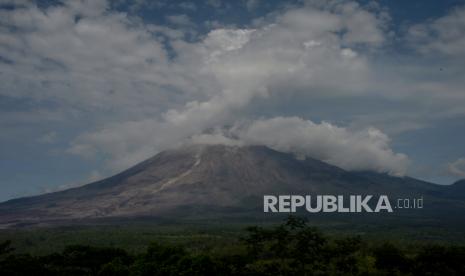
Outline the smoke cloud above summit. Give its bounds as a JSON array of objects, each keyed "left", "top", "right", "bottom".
[
  {"left": 191, "top": 117, "right": 409, "bottom": 176},
  {"left": 64, "top": 0, "right": 399, "bottom": 172}
]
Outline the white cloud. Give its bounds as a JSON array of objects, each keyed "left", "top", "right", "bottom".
[
  {"left": 229, "top": 117, "right": 408, "bottom": 176},
  {"left": 408, "top": 6, "right": 465, "bottom": 56},
  {"left": 0, "top": 0, "right": 207, "bottom": 115},
  {"left": 3, "top": 0, "right": 465, "bottom": 182},
  {"left": 184, "top": 117, "right": 410, "bottom": 176},
  {"left": 337, "top": 1, "right": 386, "bottom": 46},
  {"left": 1, "top": 0, "right": 385, "bottom": 119},
  {"left": 447, "top": 158, "right": 465, "bottom": 178},
  {"left": 191, "top": 129, "right": 243, "bottom": 147}
]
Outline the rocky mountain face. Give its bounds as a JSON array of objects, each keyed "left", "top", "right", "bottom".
[{"left": 0, "top": 144, "right": 463, "bottom": 227}]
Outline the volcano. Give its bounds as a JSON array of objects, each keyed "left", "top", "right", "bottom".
[{"left": 0, "top": 144, "right": 464, "bottom": 228}]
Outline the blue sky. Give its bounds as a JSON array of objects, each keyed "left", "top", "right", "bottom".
[{"left": 1, "top": 0, "right": 465, "bottom": 201}]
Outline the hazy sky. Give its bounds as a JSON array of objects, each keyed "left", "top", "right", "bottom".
[{"left": 1, "top": 0, "right": 465, "bottom": 201}]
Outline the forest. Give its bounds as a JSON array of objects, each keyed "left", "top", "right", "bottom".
[{"left": 0, "top": 216, "right": 464, "bottom": 275}]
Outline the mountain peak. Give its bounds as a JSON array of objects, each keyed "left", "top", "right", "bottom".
[{"left": 0, "top": 144, "right": 460, "bottom": 227}]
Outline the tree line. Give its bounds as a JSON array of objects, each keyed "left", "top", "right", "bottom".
[{"left": 1, "top": 216, "right": 464, "bottom": 275}]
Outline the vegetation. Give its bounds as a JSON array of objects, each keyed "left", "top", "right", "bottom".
[{"left": 1, "top": 217, "right": 464, "bottom": 275}]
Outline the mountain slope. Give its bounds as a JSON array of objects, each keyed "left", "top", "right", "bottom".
[{"left": 0, "top": 144, "right": 463, "bottom": 227}]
